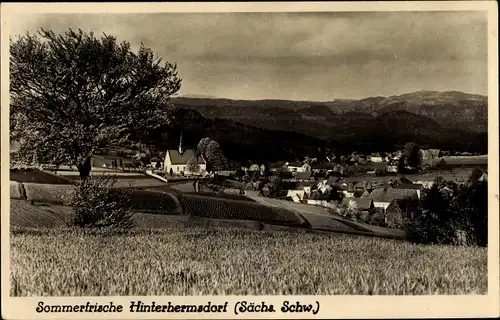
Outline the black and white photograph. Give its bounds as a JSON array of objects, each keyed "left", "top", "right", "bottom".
[{"left": 1, "top": 1, "right": 499, "bottom": 319}]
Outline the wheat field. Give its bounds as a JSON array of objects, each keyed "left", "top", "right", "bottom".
[{"left": 10, "top": 226, "right": 487, "bottom": 296}]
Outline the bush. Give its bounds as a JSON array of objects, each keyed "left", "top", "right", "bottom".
[
  {"left": 69, "top": 175, "right": 134, "bottom": 228},
  {"left": 404, "top": 172, "right": 487, "bottom": 247},
  {"left": 334, "top": 200, "right": 360, "bottom": 221},
  {"left": 369, "top": 208, "right": 386, "bottom": 227}
]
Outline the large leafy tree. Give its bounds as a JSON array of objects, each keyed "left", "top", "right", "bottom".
[
  {"left": 196, "top": 137, "right": 227, "bottom": 172},
  {"left": 196, "top": 137, "right": 213, "bottom": 158},
  {"left": 403, "top": 142, "right": 423, "bottom": 170},
  {"left": 10, "top": 28, "right": 181, "bottom": 179},
  {"left": 205, "top": 140, "right": 227, "bottom": 171},
  {"left": 452, "top": 170, "right": 488, "bottom": 246},
  {"left": 406, "top": 170, "right": 487, "bottom": 247}
]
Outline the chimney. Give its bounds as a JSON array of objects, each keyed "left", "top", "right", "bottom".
[{"left": 178, "top": 133, "right": 183, "bottom": 155}]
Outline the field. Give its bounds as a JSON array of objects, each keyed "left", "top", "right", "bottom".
[
  {"left": 10, "top": 226, "right": 487, "bottom": 296},
  {"left": 178, "top": 194, "right": 307, "bottom": 227},
  {"left": 10, "top": 169, "right": 74, "bottom": 185},
  {"left": 440, "top": 155, "right": 488, "bottom": 166}
]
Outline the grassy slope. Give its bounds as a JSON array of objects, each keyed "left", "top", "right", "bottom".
[
  {"left": 10, "top": 170, "right": 75, "bottom": 185},
  {"left": 10, "top": 227, "right": 487, "bottom": 296}
]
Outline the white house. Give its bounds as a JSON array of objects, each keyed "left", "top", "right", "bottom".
[
  {"left": 164, "top": 135, "right": 206, "bottom": 175},
  {"left": 370, "top": 153, "right": 383, "bottom": 163}
]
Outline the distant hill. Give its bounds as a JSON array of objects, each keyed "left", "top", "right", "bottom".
[
  {"left": 171, "top": 90, "right": 487, "bottom": 133},
  {"left": 178, "top": 94, "right": 220, "bottom": 99},
  {"left": 148, "top": 104, "right": 486, "bottom": 165}
]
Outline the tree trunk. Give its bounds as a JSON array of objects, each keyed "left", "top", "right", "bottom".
[{"left": 78, "top": 157, "right": 92, "bottom": 180}]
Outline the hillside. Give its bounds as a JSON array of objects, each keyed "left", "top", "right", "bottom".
[
  {"left": 171, "top": 90, "right": 487, "bottom": 133},
  {"left": 163, "top": 96, "right": 487, "bottom": 162}
]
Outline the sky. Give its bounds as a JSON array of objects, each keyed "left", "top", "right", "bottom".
[{"left": 9, "top": 11, "right": 488, "bottom": 101}]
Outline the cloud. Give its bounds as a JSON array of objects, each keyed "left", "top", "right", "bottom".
[{"left": 9, "top": 11, "right": 488, "bottom": 100}]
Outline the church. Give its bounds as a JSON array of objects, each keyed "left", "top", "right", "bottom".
[{"left": 163, "top": 134, "right": 206, "bottom": 175}]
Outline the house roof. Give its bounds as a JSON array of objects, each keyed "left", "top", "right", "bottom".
[
  {"left": 386, "top": 200, "right": 404, "bottom": 213},
  {"left": 369, "top": 187, "right": 419, "bottom": 203},
  {"left": 371, "top": 153, "right": 381, "bottom": 157},
  {"left": 288, "top": 161, "right": 304, "bottom": 167},
  {"left": 287, "top": 186, "right": 306, "bottom": 192},
  {"left": 354, "top": 181, "right": 373, "bottom": 189},
  {"left": 311, "top": 162, "right": 337, "bottom": 170},
  {"left": 353, "top": 190, "right": 365, "bottom": 198},
  {"left": 299, "top": 180, "right": 315, "bottom": 187},
  {"left": 295, "top": 171, "right": 312, "bottom": 180},
  {"left": 167, "top": 149, "right": 205, "bottom": 165},
  {"left": 360, "top": 190, "right": 371, "bottom": 197},
  {"left": 396, "top": 183, "right": 423, "bottom": 190},
  {"left": 398, "top": 176, "right": 413, "bottom": 184},
  {"left": 342, "top": 197, "right": 373, "bottom": 210}
]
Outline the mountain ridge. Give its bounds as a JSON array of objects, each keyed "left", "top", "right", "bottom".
[{"left": 171, "top": 90, "right": 487, "bottom": 134}]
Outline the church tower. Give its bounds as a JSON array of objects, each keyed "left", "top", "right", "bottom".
[{"left": 178, "top": 133, "right": 183, "bottom": 155}]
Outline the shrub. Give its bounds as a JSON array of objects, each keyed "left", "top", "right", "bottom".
[
  {"left": 334, "top": 200, "right": 360, "bottom": 221},
  {"left": 369, "top": 208, "right": 386, "bottom": 227},
  {"left": 404, "top": 172, "right": 487, "bottom": 247},
  {"left": 69, "top": 175, "right": 134, "bottom": 228}
]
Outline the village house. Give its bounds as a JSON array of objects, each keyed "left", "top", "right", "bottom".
[
  {"left": 287, "top": 161, "right": 311, "bottom": 173},
  {"left": 164, "top": 135, "right": 206, "bottom": 175},
  {"left": 385, "top": 200, "right": 404, "bottom": 228},
  {"left": 386, "top": 198, "right": 420, "bottom": 223},
  {"left": 395, "top": 183, "right": 423, "bottom": 199},
  {"left": 311, "top": 162, "right": 337, "bottom": 174},
  {"left": 354, "top": 180, "right": 373, "bottom": 191},
  {"left": 389, "top": 176, "right": 413, "bottom": 187},
  {"left": 360, "top": 190, "right": 371, "bottom": 198},
  {"left": 294, "top": 171, "right": 312, "bottom": 182},
  {"left": 286, "top": 186, "right": 308, "bottom": 203},
  {"left": 300, "top": 181, "right": 315, "bottom": 197},
  {"left": 370, "top": 153, "right": 383, "bottom": 163},
  {"left": 369, "top": 187, "right": 419, "bottom": 211},
  {"left": 353, "top": 190, "right": 366, "bottom": 198}
]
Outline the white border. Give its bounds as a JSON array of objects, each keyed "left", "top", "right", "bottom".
[{"left": 1, "top": 2, "right": 498, "bottom": 319}]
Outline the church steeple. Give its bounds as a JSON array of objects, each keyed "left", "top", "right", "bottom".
[{"left": 178, "top": 133, "right": 183, "bottom": 154}]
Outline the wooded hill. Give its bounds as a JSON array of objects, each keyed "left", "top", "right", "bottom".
[{"left": 151, "top": 95, "right": 487, "bottom": 165}]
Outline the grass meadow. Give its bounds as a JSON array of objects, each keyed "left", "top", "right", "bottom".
[{"left": 10, "top": 226, "right": 487, "bottom": 296}]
